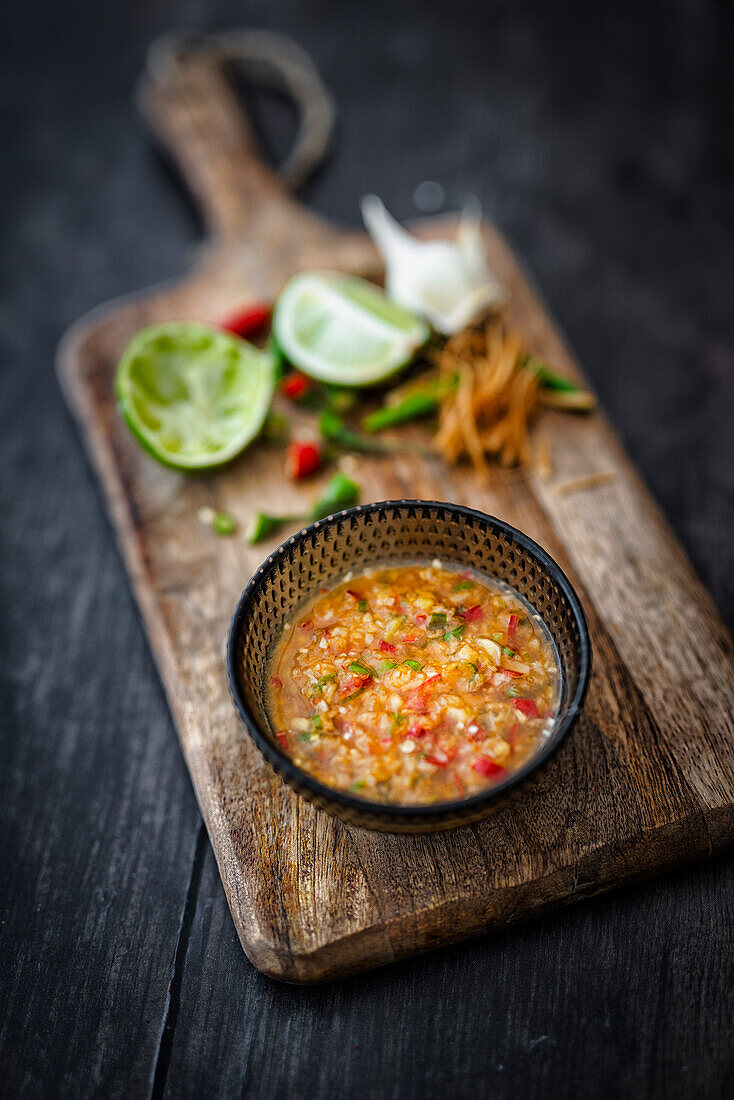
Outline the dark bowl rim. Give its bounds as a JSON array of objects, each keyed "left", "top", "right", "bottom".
[{"left": 226, "top": 499, "right": 591, "bottom": 822}]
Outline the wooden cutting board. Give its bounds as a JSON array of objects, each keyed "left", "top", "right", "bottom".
[{"left": 57, "top": 45, "right": 734, "bottom": 982}]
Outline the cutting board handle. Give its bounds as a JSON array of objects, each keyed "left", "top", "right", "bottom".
[{"left": 137, "top": 30, "right": 336, "bottom": 237}]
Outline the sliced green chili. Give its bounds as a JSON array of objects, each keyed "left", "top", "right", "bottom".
[
  {"left": 349, "top": 659, "right": 375, "bottom": 678},
  {"left": 308, "top": 473, "right": 360, "bottom": 520}
]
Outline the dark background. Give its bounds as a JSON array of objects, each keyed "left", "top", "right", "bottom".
[{"left": 1, "top": 1, "right": 733, "bottom": 1097}]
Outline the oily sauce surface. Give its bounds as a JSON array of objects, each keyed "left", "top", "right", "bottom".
[{"left": 267, "top": 563, "right": 559, "bottom": 805}]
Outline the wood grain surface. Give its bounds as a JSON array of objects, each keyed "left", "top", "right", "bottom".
[{"left": 56, "top": 49, "right": 734, "bottom": 982}]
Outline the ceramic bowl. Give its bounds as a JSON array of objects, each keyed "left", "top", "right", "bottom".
[{"left": 227, "top": 500, "right": 590, "bottom": 832}]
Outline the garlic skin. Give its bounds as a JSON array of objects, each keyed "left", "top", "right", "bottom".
[{"left": 360, "top": 195, "right": 505, "bottom": 335}]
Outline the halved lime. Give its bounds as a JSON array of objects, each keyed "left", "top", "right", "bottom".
[
  {"left": 272, "top": 271, "right": 429, "bottom": 386},
  {"left": 115, "top": 323, "right": 275, "bottom": 470}
]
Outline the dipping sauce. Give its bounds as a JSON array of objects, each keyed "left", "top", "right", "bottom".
[{"left": 267, "top": 563, "right": 559, "bottom": 805}]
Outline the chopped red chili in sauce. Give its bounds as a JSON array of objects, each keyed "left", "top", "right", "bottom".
[{"left": 267, "top": 563, "right": 559, "bottom": 805}]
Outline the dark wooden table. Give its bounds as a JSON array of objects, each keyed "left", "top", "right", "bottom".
[{"left": 2, "top": 2, "right": 732, "bottom": 1096}]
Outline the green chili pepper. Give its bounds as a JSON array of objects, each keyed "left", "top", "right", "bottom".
[
  {"left": 260, "top": 410, "right": 290, "bottom": 445},
  {"left": 298, "top": 730, "right": 312, "bottom": 742},
  {"left": 357, "top": 599, "right": 369, "bottom": 613},
  {"left": 523, "top": 356, "right": 583, "bottom": 393},
  {"left": 350, "top": 779, "right": 367, "bottom": 791},
  {"left": 389, "top": 712, "right": 406, "bottom": 734},
  {"left": 362, "top": 391, "right": 440, "bottom": 432},
  {"left": 444, "top": 625, "right": 465, "bottom": 642},
  {"left": 404, "top": 659, "right": 423, "bottom": 672},
  {"left": 453, "top": 580, "right": 475, "bottom": 592},
  {"left": 323, "top": 384, "right": 359, "bottom": 414},
  {"left": 502, "top": 646, "right": 516, "bottom": 657},
  {"left": 319, "top": 411, "right": 430, "bottom": 456},
  {"left": 212, "top": 510, "right": 238, "bottom": 536},
  {"left": 319, "top": 411, "right": 378, "bottom": 452},
  {"left": 349, "top": 659, "right": 375, "bottom": 678},
  {"left": 246, "top": 512, "right": 297, "bottom": 544},
  {"left": 378, "top": 659, "right": 398, "bottom": 673},
  {"left": 308, "top": 473, "right": 361, "bottom": 520},
  {"left": 429, "top": 612, "right": 447, "bottom": 631},
  {"left": 362, "top": 374, "right": 459, "bottom": 433},
  {"left": 310, "top": 714, "right": 323, "bottom": 732},
  {"left": 463, "top": 661, "right": 478, "bottom": 675}
]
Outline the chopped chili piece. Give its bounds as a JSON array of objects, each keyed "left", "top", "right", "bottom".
[
  {"left": 507, "top": 613, "right": 519, "bottom": 642},
  {"left": 349, "top": 659, "right": 375, "bottom": 678},
  {"left": 286, "top": 440, "right": 322, "bottom": 480},
  {"left": 514, "top": 698, "right": 540, "bottom": 718},
  {"left": 378, "top": 640, "right": 397, "bottom": 654},
  {"left": 404, "top": 659, "right": 423, "bottom": 672},
  {"left": 280, "top": 372, "right": 311, "bottom": 400},
  {"left": 357, "top": 599, "right": 369, "bottom": 613},
  {"left": 424, "top": 754, "right": 449, "bottom": 768},
  {"left": 429, "top": 612, "right": 447, "bottom": 631},
  {"left": 472, "top": 756, "right": 506, "bottom": 778},
  {"left": 219, "top": 302, "right": 271, "bottom": 338},
  {"left": 457, "top": 604, "right": 482, "bottom": 623},
  {"left": 270, "top": 676, "right": 282, "bottom": 689}
]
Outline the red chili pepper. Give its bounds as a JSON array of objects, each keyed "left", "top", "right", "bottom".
[
  {"left": 280, "top": 373, "right": 311, "bottom": 400},
  {"left": 414, "top": 614, "right": 427, "bottom": 624},
  {"left": 339, "top": 674, "right": 369, "bottom": 698},
  {"left": 402, "top": 636, "right": 418, "bottom": 644},
  {"left": 423, "top": 753, "right": 448, "bottom": 768},
  {"left": 514, "top": 698, "right": 540, "bottom": 718},
  {"left": 270, "top": 676, "right": 282, "bottom": 689},
  {"left": 507, "top": 613, "right": 519, "bottom": 642},
  {"left": 406, "top": 673, "right": 441, "bottom": 711},
  {"left": 457, "top": 604, "right": 482, "bottom": 623},
  {"left": 346, "top": 590, "right": 361, "bottom": 600},
  {"left": 407, "top": 722, "right": 427, "bottom": 739},
  {"left": 286, "top": 440, "right": 322, "bottom": 480},
  {"left": 300, "top": 620, "right": 313, "bottom": 631},
  {"left": 505, "top": 668, "right": 524, "bottom": 678},
  {"left": 219, "top": 303, "right": 271, "bottom": 338},
  {"left": 472, "top": 756, "right": 506, "bottom": 778},
  {"left": 378, "top": 640, "right": 397, "bottom": 654},
  {"left": 275, "top": 731, "right": 289, "bottom": 751}
]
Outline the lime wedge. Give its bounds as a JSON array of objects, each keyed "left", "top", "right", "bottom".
[
  {"left": 115, "top": 323, "right": 275, "bottom": 470},
  {"left": 272, "top": 271, "right": 429, "bottom": 386}
]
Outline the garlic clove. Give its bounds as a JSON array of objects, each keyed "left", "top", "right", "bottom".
[{"left": 360, "top": 194, "right": 505, "bottom": 335}]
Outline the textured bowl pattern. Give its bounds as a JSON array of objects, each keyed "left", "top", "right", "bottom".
[{"left": 227, "top": 500, "right": 590, "bottom": 832}]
